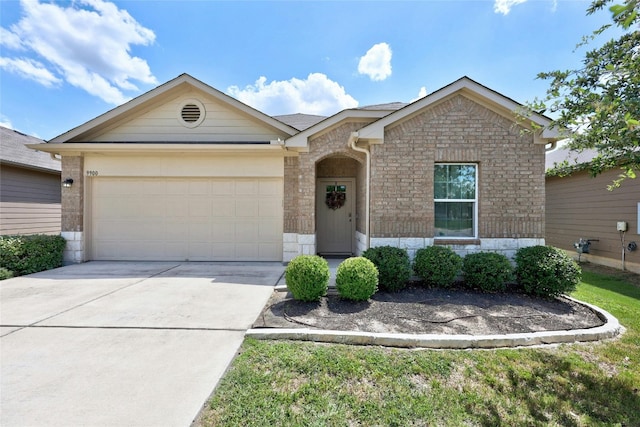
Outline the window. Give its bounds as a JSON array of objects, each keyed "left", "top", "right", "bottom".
[{"left": 434, "top": 164, "right": 477, "bottom": 238}]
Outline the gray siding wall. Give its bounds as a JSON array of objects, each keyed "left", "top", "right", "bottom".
[
  {"left": 546, "top": 169, "right": 640, "bottom": 268},
  {"left": 0, "top": 164, "right": 61, "bottom": 235}
]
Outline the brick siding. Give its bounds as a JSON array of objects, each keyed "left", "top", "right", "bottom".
[
  {"left": 285, "top": 121, "right": 369, "bottom": 235},
  {"left": 61, "top": 156, "right": 84, "bottom": 232},
  {"left": 370, "top": 94, "right": 545, "bottom": 239}
]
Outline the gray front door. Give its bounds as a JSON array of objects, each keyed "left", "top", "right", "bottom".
[{"left": 316, "top": 178, "right": 355, "bottom": 255}]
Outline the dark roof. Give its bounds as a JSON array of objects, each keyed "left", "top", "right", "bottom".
[
  {"left": 358, "top": 102, "right": 408, "bottom": 111},
  {"left": 273, "top": 113, "right": 327, "bottom": 131},
  {"left": 0, "top": 126, "right": 61, "bottom": 172},
  {"left": 274, "top": 103, "right": 406, "bottom": 131}
]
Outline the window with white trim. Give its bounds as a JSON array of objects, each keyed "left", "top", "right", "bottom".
[{"left": 434, "top": 163, "right": 477, "bottom": 238}]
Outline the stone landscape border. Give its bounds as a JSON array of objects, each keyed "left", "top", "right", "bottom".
[{"left": 246, "top": 296, "right": 623, "bottom": 349}]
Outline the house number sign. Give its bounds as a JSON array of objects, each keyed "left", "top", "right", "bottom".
[{"left": 86, "top": 170, "right": 99, "bottom": 176}]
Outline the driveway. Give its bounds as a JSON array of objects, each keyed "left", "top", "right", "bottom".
[{"left": 0, "top": 261, "right": 284, "bottom": 427}]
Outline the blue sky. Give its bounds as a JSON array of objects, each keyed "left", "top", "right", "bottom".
[{"left": 0, "top": 0, "right": 620, "bottom": 141}]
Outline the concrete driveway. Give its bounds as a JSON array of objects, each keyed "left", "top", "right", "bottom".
[{"left": 0, "top": 261, "right": 284, "bottom": 427}]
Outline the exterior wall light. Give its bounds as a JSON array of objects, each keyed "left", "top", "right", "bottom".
[{"left": 62, "top": 178, "right": 74, "bottom": 188}]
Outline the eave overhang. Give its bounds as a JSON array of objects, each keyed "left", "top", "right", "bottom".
[
  {"left": 27, "top": 143, "right": 291, "bottom": 157},
  {"left": 285, "top": 109, "right": 394, "bottom": 149},
  {"left": 356, "top": 76, "right": 561, "bottom": 145}
]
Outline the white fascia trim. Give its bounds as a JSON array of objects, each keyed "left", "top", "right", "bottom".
[
  {"left": 25, "top": 143, "right": 287, "bottom": 156},
  {"left": 357, "top": 77, "right": 556, "bottom": 142},
  {"left": 285, "top": 109, "right": 391, "bottom": 148}
]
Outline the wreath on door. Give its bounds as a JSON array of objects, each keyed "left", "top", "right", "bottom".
[{"left": 326, "top": 190, "right": 346, "bottom": 210}]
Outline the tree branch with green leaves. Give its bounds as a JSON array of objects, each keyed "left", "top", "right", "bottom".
[{"left": 531, "top": 0, "right": 639, "bottom": 189}]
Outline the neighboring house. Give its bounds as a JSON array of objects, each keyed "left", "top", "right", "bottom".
[
  {"left": 546, "top": 146, "right": 640, "bottom": 273},
  {"left": 0, "top": 126, "right": 61, "bottom": 235},
  {"left": 30, "top": 74, "right": 558, "bottom": 264}
]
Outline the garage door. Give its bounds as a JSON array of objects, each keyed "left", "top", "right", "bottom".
[{"left": 91, "top": 177, "right": 283, "bottom": 261}]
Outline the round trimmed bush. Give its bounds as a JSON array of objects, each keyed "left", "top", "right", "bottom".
[
  {"left": 462, "top": 252, "right": 513, "bottom": 292},
  {"left": 413, "top": 246, "right": 462, "bottom": 288},
  {"left": 362, "top": 246, "right": 411, "bottom": 291},
  {"left": 285, "top": 255, "right": 330, "bottom": 301},
  {"left": 336, "top": 257, "right": 379, "bottom": 301},
  {"left": 515, "top": 246, "right": 582, "bottom": 298}
]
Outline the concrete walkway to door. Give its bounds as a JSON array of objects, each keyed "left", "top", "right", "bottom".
[{"left": 0, "top": 261, "right": 284, "bottom": 427}]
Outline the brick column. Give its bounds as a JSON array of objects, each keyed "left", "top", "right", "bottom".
[{"left": 61, "top": 156, "right": 84, "bottom": 263}]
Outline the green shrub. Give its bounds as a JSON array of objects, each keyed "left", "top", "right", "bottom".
[
  {"left": 336, "top": 257, "right": 379, "bottom": 301},
  {"left": 0, "top": 234, "right": 66, "bottom": 276},
  {"left": 462, "top": 252, "right": 513, "bottom": 292},
  {"left": 362, "top": 246, "right": 411, "bottom": 292},
  {"left": 285, "top": 255, "right": 330, "bottom": 301},
  {"left": 515, "top": 245, "right": 582, "bottom": 298},
  {"left": 0, "top": 267, "right": 14, "bottom": 280},
  {"left": 413, "top": 246, "right": 462, "bottom": 288}
]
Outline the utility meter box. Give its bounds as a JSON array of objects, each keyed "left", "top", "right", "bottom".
[{"left": 617, "top": 221, "right": 628, "bottom": 232}]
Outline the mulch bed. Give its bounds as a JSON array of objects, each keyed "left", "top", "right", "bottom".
[{"left": 254, "top": 284, "right": 605, "bottom": 335}]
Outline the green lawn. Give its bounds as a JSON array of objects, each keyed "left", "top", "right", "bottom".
[{"left": 200, "top": 265, "right": 640, "bottom": 426}]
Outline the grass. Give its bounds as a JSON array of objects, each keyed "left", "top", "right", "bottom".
[{"left": 199, "top": 264, "right": 640, "bottom": 426}]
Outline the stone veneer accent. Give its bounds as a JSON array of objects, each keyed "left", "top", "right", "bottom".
[
  {"left": 283, "top": 233, "right": 316, "bottom": 262},
  {"left": 355, "top": 231, "right": 367, "bottom": 256},
  {"left": 370, "top": 237, "right": 545, "bottom": 261},
  {"left": 61, "top": 231, "right": 84, "bottom": 264}
]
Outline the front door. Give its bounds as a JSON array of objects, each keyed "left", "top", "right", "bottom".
[{"left": 316, "top": 178, "right": 355, "bottom": 255}]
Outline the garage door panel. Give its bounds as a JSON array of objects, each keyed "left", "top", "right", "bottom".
[
  {"left": 235, "top": 200, "right": 258, "bottom": 217},
  {"left": 211, "top": 201, "right": 234, "bottom": 218},
  {"left": 189, "top": 180, "right": 211, "bottom": 195},
  {"left": 235, "top": 243, "right": 259, "bottom": 259},
  {"left": 139, "top": 180, "right": 166, "bottom": 195},
  {"left": 211, "top": 222, "right": 235, "bottom": 241},
  {"left": 259, "top": 222, "right": 280, "bottom": 240},
  {"left": 259, "top": 199, "right": 280, "bottom": 217},
  {"left": 235, "top": 181, "right": 258, "bottom": 195},
  {"left": 211, "top": 181, "right": 235, "bottom": 196},
  {"left": 236, "top": 222, "right": 258, "bottom": 243},
  {"left": 166, "top": 202, "right": 188, "bottom": 218},
  {"left": 187, "top": 199, "right": 211, "bottom": 217},
  {"left": 260, "top": 180, "right": 281, "bottom": 195},
  {"left": 92, "top": 177, "right": 282, "bottom": 261}
]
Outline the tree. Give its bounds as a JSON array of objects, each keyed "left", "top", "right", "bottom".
[{"left": 534, "top": 0, "right": 639, "bottom": 188}]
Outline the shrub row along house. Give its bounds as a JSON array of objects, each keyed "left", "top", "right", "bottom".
[{"left": 29, "top": 74, "right": 559, "bottom": 264}]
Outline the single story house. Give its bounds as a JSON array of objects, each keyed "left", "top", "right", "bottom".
[
  {"left": 1, "top": 126, "right": 61, "bottom": 235},
  {"left": 30, "top": 74, "right": 558, "bottom": 264},
  {"left": 546, "top": 146, "right": 640, "bottom": 273}
]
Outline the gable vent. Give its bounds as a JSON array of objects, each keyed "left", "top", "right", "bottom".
[
  {"left": 181, "top": 104, "right": 201, "bottom": 122},
  {"left": 177, "top": 99, "right": 206, "bottom": 128}
]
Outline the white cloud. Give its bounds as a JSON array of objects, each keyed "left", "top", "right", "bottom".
[
  {"left": 494, "top": 0, "right": 528, "bottom": 15},
  {"left": 1, "top": 0, "right": 157, "bottom": 105},
  {"left": 0, "top": 57, "right": 62, "bottom": 87},
  {"left": 411, "top": 86, "right": 428, "bottom": 103},
  {"left": 227, "top": 73, "right": 359, "bottom": 116},
  {"left": 358, "top": 43, "right": 392, "bottom": 81},
  {"left": 0, "top": 27, "right": 24, "bottom": 50},
  {"left": 0, "top": 115, "right": 13, "bottom": 129}
]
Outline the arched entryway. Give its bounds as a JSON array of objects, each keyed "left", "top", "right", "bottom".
[{"left": 316, "top": 155, "right": 363, "bottom": 255}]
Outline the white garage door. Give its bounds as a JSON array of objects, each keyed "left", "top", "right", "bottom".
[{"left": 91, "top": 177, "right": 283, "bottom": 261}]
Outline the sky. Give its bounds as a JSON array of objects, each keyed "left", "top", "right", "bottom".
[{"left": 0, "top": 0, "right": 622, "bottom": 141}]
